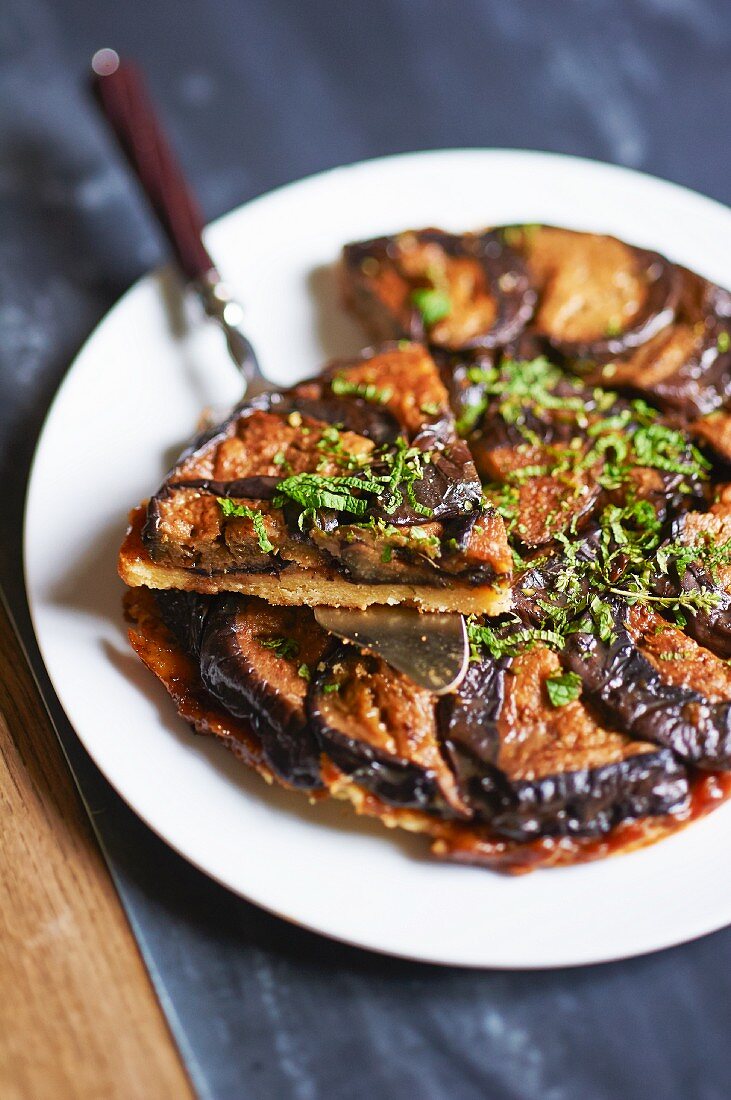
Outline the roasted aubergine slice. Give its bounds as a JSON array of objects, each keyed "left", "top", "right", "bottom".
[
  {"left": 514, "top": 224, "right": 680, "bottom": 362},
  {"left": 308, "top": 643, "right": 468, "bottom": 816},
  {"left": 562, "top": 602, "right": 731, "bottom": 770},
  {"left": 127, "top": 587, "right": 727, "bottom": 874},
  {"left": 438, "top": 643, "right": 688, "bottom": 840},
  {"left": 584, "top": 267, "right": 731, "bottom": 418},
  {"left": 652, "top": 488, "right": 731, "bottom": 659},
  {"left": 341, "top": 228, "right": 535, "bottom": 351},
  {"left": 155, "top": 590, "right": 328, "bottom": 789},
  {"left": 342, "top": 224, "right": 731, "bottom": 426}
]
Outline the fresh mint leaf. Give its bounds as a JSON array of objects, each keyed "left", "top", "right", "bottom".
[
  {"left": 545, "top": 671, "right": 582, "bottom": 707},
  {"left": 411, "top": 287, "right": 451, "bottom": 326},
  {"left": 271, "top": 472, "right": 383, "bottom": 526}
]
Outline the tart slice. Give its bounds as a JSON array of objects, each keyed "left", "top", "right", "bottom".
[{"left": 119, "top": 343, "right": 513, "bottom": 614}]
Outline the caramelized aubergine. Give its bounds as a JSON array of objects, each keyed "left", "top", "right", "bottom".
[
  {"left": 125, "top": 344, "right": 513, "bottom": 615},
  {"left": 665, "top": 565, "right": 731, "bottom": 660},
  {"left": 156, "top": 591, "right": 327, "bottom": 788},
  {"left": 516, "top": 225, "right": 680, "bottom": 362},
  {"left": 438, "top": 646, "right": 688, "bottom": 840},
  {"left": 562, "top": 602, "right": 731, "bottom": 770},
  {"left": 589, "top": 269, "right": 731, "bottom": 418},
  {"left": 342, "top": 228, "right": 535, "bottom": 351},
  {"left": 308, "top": 644, "right": 467, "bottom": 816},
  {"left": 652, "top": 496, "right": 731, "bottom": 659}
]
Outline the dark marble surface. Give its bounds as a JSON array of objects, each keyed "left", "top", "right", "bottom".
[{"left": 2, "top": 2, "right": 731, "bottom": 1097}]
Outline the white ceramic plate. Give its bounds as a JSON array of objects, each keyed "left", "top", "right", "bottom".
[{"left": 25, "top": 150, "right": 731, "bottom": 968}]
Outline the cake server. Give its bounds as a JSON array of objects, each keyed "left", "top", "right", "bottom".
[{"left": 90, "top": 48, "right": 469, "bottom": 693}]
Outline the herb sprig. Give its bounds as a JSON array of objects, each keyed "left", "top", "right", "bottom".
[
  {"left": 529, "top": 503, "right": 731, "bottom": 647},
  {"left": 458, "top": 358, "right": 710, "bottom": 492},
  {"left": 470, "top": 357, "right": 586, "bottom": 424}
]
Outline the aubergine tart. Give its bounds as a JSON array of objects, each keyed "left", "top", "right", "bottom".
[{"left": 121, "top": 223, "right": 731, "bottom": 874}]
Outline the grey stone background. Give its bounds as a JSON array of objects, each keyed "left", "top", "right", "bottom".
[{"left": 1, "top": 1, "right": 730, "bottom": 1097}]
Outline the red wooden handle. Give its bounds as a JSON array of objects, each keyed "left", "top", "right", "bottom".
[{"left": 90, "top": 48, "right": 215, "bottom": 282}]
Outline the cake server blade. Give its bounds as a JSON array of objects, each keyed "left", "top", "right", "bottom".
[{"left": 314, "top": 606, "right": 469, "bottom": 694}]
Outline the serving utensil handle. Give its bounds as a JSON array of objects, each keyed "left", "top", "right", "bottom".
[
  {"left": 90, "top": 48, "right": 264, "bottom": 388},
  {"left": 90, "top": 48, "right": 213, "bottom": 282}
]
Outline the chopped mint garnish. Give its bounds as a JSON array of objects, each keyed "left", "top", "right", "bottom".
[
  {"left": 331, "top": 374, "right": 393, "bottom": 404},
  {"left": 465, "top": 618, "right": 563, "bottom": 663},
  {"left": 411, "top": 287, "right": 451, "bottom": 327},
  {"left": 545, "top": 670, "right": 583, "bottom": 707},
  {"left": 260, "top": 636, "right": 299, "bottom": 660},
  {"left": 378, "top": 437, "right": 434, "bottom": 518}
]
